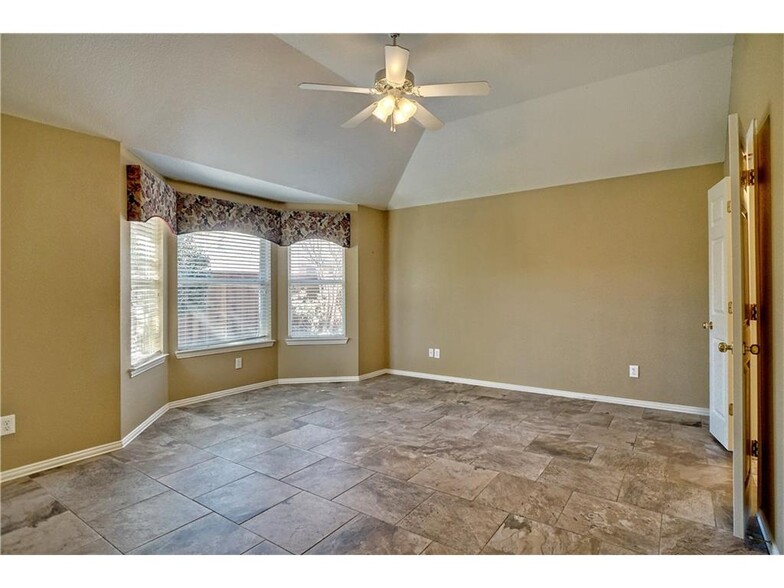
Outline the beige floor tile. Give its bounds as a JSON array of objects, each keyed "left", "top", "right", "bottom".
[
  {"left": 240, "top": 445, "right": 324, "bottom": 479},
  {"left": 619, "top": 474, "right": 715, "bottom": 526},
  {"left": 335, "top": 473, "right": 433, "bottom": 524},
  {"left": 359, "top": 445, "right": 435, "bottom": 480},
  {"left": 409, "top": 459, "right": 498, "bottom": 500},
  {"left": 475, "top": 472, "right": 572, "bottom": 525},
  {"left": 399, "top": 492, "right": 506, "bottom": 554},
  {"left": 195, "top": 473, "right": 299, "bottom": 523},
  {"left": 483, "top": 514, "right": 601, "bottom": 554},
  {"left": 556, "top": 492, "right": 661, "bottom": 554},
  {"left": 473, "top": 446, "right": 551, "bottom": 480},
  {"left": 282, "top": 458, "right": 373, "bottom": 499},
  {"left": 526, "top": 435, "right": 598, "bottom": 462},
  {"left": 89, "top": 491, "right": 210, "bottom": 553},
  {"left": 538, "top": 458, "right": 624, "bottom": 500},
  {"left": 659, "top": 514, "right": 765, "bottom": 555},
  {"left": 307, "top": 514, "right": 431, "bottom": 554},
  {"left": 242, "top": 492, "right": 356, "bottom": 554}
]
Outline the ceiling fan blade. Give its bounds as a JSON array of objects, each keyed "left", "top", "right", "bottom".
[
  {"left": 299, "top": 83, "right": 373, "bottom": 94},
  {"left": 341, "top": 103, "right": 377, "bottom": 128},
  {"left": 415, "top": 81, "right": 491, "bottom": 98},
  {"left": 412, "top": 103, "right": 444, "bottom": 131},
  {"left": 385, "top": 45, "right": 410, "bottom": 86}
]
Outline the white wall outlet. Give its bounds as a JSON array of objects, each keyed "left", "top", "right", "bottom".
[
  {"left": 629, "top": 364, "right": 639, "bottom": 378},
  {"left": 1, "top": 415, "right": 16, "bottom": 436},
  {"left": 434, "top": 348, "right": 441, "bottom": 359},
  {"left": 428, "top": 348, "right": 434, "bottom": 358},
  {"left": 235, "top": 357, "right": 243, "bottom": 369}
]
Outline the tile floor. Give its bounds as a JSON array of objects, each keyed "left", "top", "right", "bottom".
[{"left": 0, "top": 375, "right": 768, "bottom": 555}]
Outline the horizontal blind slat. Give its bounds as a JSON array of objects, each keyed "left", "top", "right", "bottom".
[
  {"left": 288, "top": 239, "right": 345, "bottom": 338},
  {"left": 178, "top": 231, "right": 271, "bottom": 350},
  {"left": 130, "top": 220, "right": 164, "bottom": 366}
]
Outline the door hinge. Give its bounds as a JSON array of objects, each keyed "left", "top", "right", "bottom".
[
  {"left": 747, "top": 303, "right": 759, "bottom": 321},
  {"left": 726, "top": 200, "right": 732, "bottom": 213},
  {"left": 728, "top": 301, "right": 733, "bottom": 314},
  {"left": 729, "top": 403, "right": 734, "bottom": 417},
  {"left": 742, "top": 169, "right": 756, "bottom": 187},
  {"left": 751, "top": 439, "right": 760, "bottom": 458}
]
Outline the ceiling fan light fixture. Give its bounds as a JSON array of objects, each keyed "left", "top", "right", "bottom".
[
  {"left": 392, "top": 97, "right": 417, "bottom": 125},
  {"left": 372, "top": 94, "right": 396, "bottom": 122}
]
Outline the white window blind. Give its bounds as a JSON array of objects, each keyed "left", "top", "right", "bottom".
[
  {"left": 130, "top": 219, "right": 164, "bottom": 367},
  {"left": 177, "top": 231, "right": 271, "bottom": 351},
  {"left": 288, "top": 239, "right": 345, "bottom": 338}
]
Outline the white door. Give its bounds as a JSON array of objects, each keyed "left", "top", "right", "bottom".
[
  {"left": 740, "top": 118, "right": 759, "bottom": 527},
  {"left": 707, "top": 176, "right": 732, "bottom": 449}
]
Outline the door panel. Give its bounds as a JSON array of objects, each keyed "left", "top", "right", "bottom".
[{"left": 707, "top": 177, "right": 731, "bottom": 449}]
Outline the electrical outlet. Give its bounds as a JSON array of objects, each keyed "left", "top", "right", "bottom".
[
  {"left": 434, "top": 348, "right": 440, "bottom": 359},
  {"left": 235, "top": 357, "right": 243, "bottom": 369},
  {"left": 428, "top": 348, "right": 434, "bottom": 358},
  {"left": 1, "top": 415, "right": 16, "bottom": 436},
  {"left": 629, "top": 364, "right": 639, "bottom": 378}
]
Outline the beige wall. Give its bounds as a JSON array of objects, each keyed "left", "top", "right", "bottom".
[
  {"left": 1, "top": 115, "right": 122, "bottom": 470},
  {"left": 119, "top": 149, "right": 168, "bottom": 436},
  {"left": 728, "top": 33, "right": 783, "bottom": 553},
  {"left": 389, "top": 164, "right": 723, "bottom": 408},
  {"left": 165, "top": 182, "right": 363, "bottom": 395},
  {"left": 357, "top": 206, "right": 389, "bottom": 375}
]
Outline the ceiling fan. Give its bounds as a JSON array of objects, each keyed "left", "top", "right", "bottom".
[{"left": 298, "top": 34, "right": 491, "bottom": 133}]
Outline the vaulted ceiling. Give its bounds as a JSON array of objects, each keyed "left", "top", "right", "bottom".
[{"left": 1, "top": 33, "right": 734, "bottom": 209}]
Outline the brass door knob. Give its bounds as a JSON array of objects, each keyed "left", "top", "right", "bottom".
[
  {"left": 718, "top": 342, "right": 733, "bottom": 353},
  {"left": 702, "top": 321, "right": 713, "bottom": 330}
]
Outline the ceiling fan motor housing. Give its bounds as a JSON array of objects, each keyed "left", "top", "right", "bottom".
[{"left": 374, "top": 68, "right": 415, "bottom": 93}]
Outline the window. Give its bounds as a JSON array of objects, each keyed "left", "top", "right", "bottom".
[
  {"left": 130, "top": 219, "right": 165, "bottom": 368},
  {"left": 177, "top": 231, "right": 271, "bottom": 352},
  {"left": 288, "top": 239, "right": 345, "bottom": 340}
]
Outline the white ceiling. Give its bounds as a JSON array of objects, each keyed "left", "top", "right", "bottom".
[{"left": 1, "top": 34, "right": 734, "bottom": 209}]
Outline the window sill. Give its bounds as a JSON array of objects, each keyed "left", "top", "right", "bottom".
[
  {"left": 129, "top": 354, "right": 168, "bottom": 378},
  {"left": 175, "top": 340, "right": 276, "bottom": 359},
  {"left": 285, "top": 337, "right": 349, "bottom": 346}
]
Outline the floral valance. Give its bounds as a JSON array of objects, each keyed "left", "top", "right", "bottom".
[
  {"left": 126, "top": 165, "right": 177, "bottom": 232},
  {"left": 126, "top": 165, "right": 351, "bottom": 247},
  {"left": 281, "top": 210, "right": 351, "bottom": 248},
  {"left": 176, "top": 192, "right": 282, "bottom": 244}
]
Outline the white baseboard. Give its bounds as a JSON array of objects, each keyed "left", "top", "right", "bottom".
[
  {"left": 0, "top": 440, "right": 123, "bottom": 484},
  {"left": 756, "top": 511, "right": 780, "bottom": 555},
  {"left": 387, "top": 369, "right": 709, "bottom": 416},
  {"left": 0, "top": 371, "right": 390, "bottom": 483},
  {"left": 359, "top": 369, "right": 389, "bottom": 381},
  {"left": 168, "top": 379, "right": 279, "bottom": 409},
  {"left": 121, "top": 404, "right": 170, "bottom": 446},
  {"left": 277, "top": 375, "right": 359, "bottom": 385}
]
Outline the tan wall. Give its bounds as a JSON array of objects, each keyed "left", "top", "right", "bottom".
[
  {"left": 119, "top": 149, "right": 168, "bottom": 436},
  {"left": 357, "top": 206, "right": 389, "bottom": 375},
  {"left": 1, "top": 115, "right": 122, "bottom": 470},
  {"left": 389, "top": 164, "right": 723, "bottom": 408},
  {"left": 165, "top": 181, "right": 280, "bottom": 401},
  {"left": 728, "top": 33, "right": 784, "bottom": 553}
]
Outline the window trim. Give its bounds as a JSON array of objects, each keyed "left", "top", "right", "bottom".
[
  {"left": 176, "top": 231, "right": 272, "bottom": 353},
  {"left": 128, "top": 353, "right": 168, "bottom": 378},
  {"left": 285, "top": 337, "right": 348, "bottom": 346},
  {"left": 287, "top": 240, "right": 346, "bottom": 340},
  {"left": 174, "top": 339, "right": 276, "bottom": 359},
  {"left": 130, "top": 219, "right": 166, "bottom": 370}
]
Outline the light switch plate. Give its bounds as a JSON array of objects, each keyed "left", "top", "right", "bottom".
[
  {"left": 629, "top": 365, "right": 639, "bottom": 378},
  {"left": 434, "top": 348, "right": 441, "bottom": 359},
  {"left": 428, "top": 348, "right": 434, "bottom": 358},
  {"left": 235, "top": 357, "right": 243, "bottom": 369}
]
